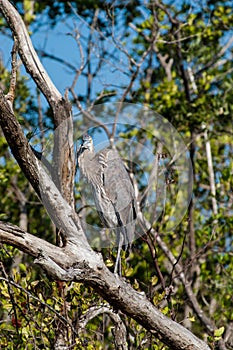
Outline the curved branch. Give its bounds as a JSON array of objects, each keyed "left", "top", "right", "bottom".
[
  {"left": 0, "top": 0, "right": 76, "bottom": 207},
  {"left": 0, "top": 90, "right": 40, "bottom": 196},
  {"left": 77, "top": 305, "right": 127, "bottom": 350},
  {"left": 0, "top": 219, "right": 210, "bottom": 350},
  {"left": 0, "top": 90, "right": 93, "bottom": 254},
  {"left": 0, "top": 221, "right": 71, "bottom": 265},
  {"left": 0, "top": 0, "right": 61, "bottom": 105}
]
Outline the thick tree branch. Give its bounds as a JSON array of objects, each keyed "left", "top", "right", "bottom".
[
  {"left": 0, "top": 222, "right": 70, "bottom": 264},
  {"left": 0, "top": 221, "right": 210, "bottom": 350},
  {"left": 0, "top": 90, "right": 41, "bottom": 196},
  {"left": 0, "top": 90, "right": 94, "bottom": 256},
  {"left": 0, "top": 0, "right": 61, "bottom": 105},
  {"left": 0, "top": 0, "right": 75, "bottom": 208}
]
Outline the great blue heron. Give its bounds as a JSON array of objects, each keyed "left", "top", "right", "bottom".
[{"left": 77, "top": 134, "right": 137, "bottom": 274}]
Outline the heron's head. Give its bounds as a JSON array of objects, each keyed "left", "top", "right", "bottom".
[{"left": 79, "top": 134, "right": 94, "bottom": 153}]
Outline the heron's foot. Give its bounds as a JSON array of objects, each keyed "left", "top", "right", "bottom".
[{"left": 114, "top": 258, "right": 122, "bottom": 276}]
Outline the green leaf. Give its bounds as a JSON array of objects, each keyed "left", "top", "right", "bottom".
[
  {"left": 214, "top": 326, "right": 225, "bottom": 338},
  {"left": 188, "top": 316, "right": 195, "bottom": 322},
  {"left": 19, "top": 263, "right": 27, "bottom": 273}
]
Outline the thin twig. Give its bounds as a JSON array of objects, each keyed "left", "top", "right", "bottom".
[{"left": 0, "top": 276, "right": 77, "bottom": 335}]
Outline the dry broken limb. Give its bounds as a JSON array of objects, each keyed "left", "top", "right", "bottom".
[{"left": 0, "top": 0, "right": 212, "bottom": 349}]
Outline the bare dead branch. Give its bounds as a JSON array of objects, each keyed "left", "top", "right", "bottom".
[
  {"left": 0, "top": 219, "right": 210, "bottom": 350},
  {"left": 0, "top": 221, "right": 75, "bottom": 272},
  {"left": 37, "top": 49, "right": 78, "bottom": 72},
  {"left": 155, "top": 50, "right": 174, "bottom": 82},
  {"left": 0, "top": 90, "right": 41, "bottom": 196},
  {"left": 70, "top": 90, "right": 111, "bottom": 138},
  {"left": 0, "top": 0, "right": 61, "bottom": 105},
  {"left": 203, "top": 128, "right": 218, "bottom": 216},
  {"left": 0, "top": 0, "right": 76, "bottom": 208},
  {"left": 77, "top": 305, "right": 128, "bottom": 350}
]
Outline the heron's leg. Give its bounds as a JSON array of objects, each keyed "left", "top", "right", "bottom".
[{"left": 114, "top": 232, "right": 124, "bottom": 276}]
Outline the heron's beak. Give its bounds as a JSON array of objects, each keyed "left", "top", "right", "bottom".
[
  {"left": 77, "top": 136, "right": 93, "bottom": 156},
  {"left": 82, "top": 140, "right": 89, "bottom": 148}
]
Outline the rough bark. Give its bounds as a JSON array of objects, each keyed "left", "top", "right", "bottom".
[
  {"left": 0, "top": 0, "right": 75, "bottom": 208},
  {"left": 0, "top": 91, "right": 41, "bottom": 196}
]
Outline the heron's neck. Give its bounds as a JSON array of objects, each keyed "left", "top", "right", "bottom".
[
  {"left": 79, "top": 149, "right": 104, "bottom": 190},
  {"left": 79, "top": 149, "right": 94, "bottom": 179},
  {"left": 85, "top": 148, "right": 94, "bottom": 157}
]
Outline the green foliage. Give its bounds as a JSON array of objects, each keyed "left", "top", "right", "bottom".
[{"left": 0, "top": 0, "right": 233, "bottom": 348}]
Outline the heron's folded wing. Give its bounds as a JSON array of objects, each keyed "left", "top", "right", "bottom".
[{"left": 98, "top": 149, "right": 137, "bottom": 244}]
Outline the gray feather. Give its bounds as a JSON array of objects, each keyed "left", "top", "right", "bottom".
[{"left": 77, "top": 138, "right": 136, "bottom": 249}]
